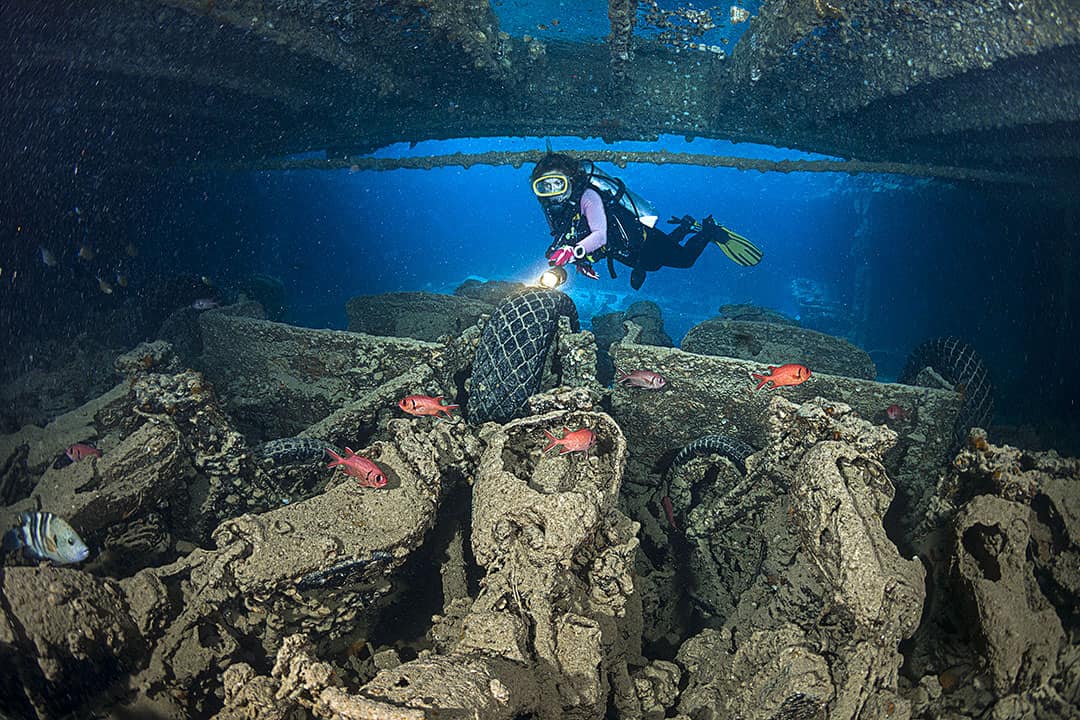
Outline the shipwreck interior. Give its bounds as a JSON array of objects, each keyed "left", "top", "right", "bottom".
[
  {"left": 0, "top": 2, "right": 1079, "bottom": 720},
  {"left": 3, "top": 0, "right": 1079, "bottom": 448},
  {"left": 2, "top": 0, "right": 1078, "bottom": 182}
]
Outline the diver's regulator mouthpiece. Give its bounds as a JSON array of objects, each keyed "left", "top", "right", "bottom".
[{"left": 538, "top": 265, "right": 568, "bottom": 289}]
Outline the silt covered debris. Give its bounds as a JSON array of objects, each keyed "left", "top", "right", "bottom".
[{"left": 0, "top": 288, "right": 1075, "bottom": 719}]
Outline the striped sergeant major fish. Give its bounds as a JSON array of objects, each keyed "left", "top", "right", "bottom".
[{"left": 3, "top": 512, "right": 89, "bottom": 564}]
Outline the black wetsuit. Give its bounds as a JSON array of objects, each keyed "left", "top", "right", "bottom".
[
  {"left": 543, "top": 178, "right": 717, "bottom": 290},
  {"left": 628, "top": 223, "right": 716, "bottom": 289}
]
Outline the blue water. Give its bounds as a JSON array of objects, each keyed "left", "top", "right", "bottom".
[
  {"left": 161, "top": 135, "right": 848, "bottom": 333},
  {"left": 493, "top": 0, "right": 762, "bottom": 49},
  {"left": 146, "top": 136, "right": 990, "bottom": 363},
  {"left": 37, "top": 132, "right": 1070, "bottom": 447}
]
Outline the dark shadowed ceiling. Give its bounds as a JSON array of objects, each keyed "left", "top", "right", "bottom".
[{"left": 2, "top": 0, "right": 1078, "bottom": 187}]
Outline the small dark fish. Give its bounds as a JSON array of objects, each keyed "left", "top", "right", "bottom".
[
  {"left": 3, "top": 511, "right": 89, "bottom": 564},
  {"left": 886, "top": 404, "right": 908, "bottom": 421}
]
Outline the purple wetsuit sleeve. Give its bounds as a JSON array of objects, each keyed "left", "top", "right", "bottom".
[{"left": 577, "top": 188, "right": 608, "bottom": 255}]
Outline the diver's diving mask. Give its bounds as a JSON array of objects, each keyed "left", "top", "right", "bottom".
[{"left": 532, "top": 173, "right": 570, "bottom": 199}]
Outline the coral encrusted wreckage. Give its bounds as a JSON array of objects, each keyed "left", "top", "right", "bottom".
[{"left": 0, "top": 290, "right": 1076, "bottom": 719}]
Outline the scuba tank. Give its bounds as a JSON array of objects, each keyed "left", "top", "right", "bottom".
[{"left": 580, "top": 160, "right": 659, "bottom": 228}]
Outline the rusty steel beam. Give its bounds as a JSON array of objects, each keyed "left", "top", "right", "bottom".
[{"left": 194, "top": 148, "right": 1046, "bottom": 185}]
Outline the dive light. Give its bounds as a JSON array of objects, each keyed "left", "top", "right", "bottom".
[{"left": 538, "top": 265, "right": 568, "bottom": 289}]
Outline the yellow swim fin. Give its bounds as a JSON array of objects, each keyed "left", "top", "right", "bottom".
[{"left": 713, "top": 224, "right": 763, "bottom": 267}]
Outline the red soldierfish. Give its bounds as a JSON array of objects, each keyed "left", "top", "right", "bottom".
[
  {"left": 661, "top": 495, "right": 679, "bottom": 531},
  {"left": 752, "top": 363, "right": 812, "bottom": 390},
  {"left": 542, "top": 427, "right": 596, "bottom": 455},
  {"left": 886, "top": 404, "right": 908, "bottom": 421},
  {"left": 616, "top": 368, "right": 667, "bottom": 390},
  {"left": 65, "top": 443, "right": 102, "bottom": 462},
  {"left": 398, "top": 395, "right": 459, "bottom": 420},
  {"left": 325, "top": 447, "right": 388, "bottom": 488}
]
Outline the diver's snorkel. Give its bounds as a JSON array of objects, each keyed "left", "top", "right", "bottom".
[{"left": 537, "top": 265, "right": 568, "bottom": 289}]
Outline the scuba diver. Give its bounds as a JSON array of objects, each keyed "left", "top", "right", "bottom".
[{"left": 530, "top": 153, "right": 762, "bottom": 290}]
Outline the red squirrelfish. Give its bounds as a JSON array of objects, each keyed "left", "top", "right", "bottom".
[
  {"left": 661, "top": 495, "right": 679, "bottom": 531},
  {"left": 65, "top": 443, "right": 102, "bottom": 462},
  {"left": 751, "top": 363, "right": 812, "bottom": 390},
  {"left": 398, "top": 395, "right": 459, "bottom": 420},
  {"left": 616, "top": 368, "right": 667, "bottom": 390},
  {"left": 325, "top": 447, "right": 388, "bottom": 488},
  {"left": 886, "top": 404, "right": 908, "bottom": 421},
  {"left": 542, "top": 427, "right": 596, "bottom": 455}
]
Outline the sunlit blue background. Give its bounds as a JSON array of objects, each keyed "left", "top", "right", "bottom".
[
  {"left": 119, "top": 131, "right": 1073, "bottom": 454},
  {"left": 4, "top": 124, "right": 1075, "bottom": 451},
  {"left": 140, "top": 135, "right": 1040, "bottom": 385}
]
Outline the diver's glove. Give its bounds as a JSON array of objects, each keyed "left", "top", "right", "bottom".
[
  {"left": 548, "top": 245, "right": 576, "bottom": 267},
  {"left": 576, "top": 262, "right": 599, "bottom": 280},
  {"left": 668, "top": 215, "right": 702, "bottom": 232}
]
